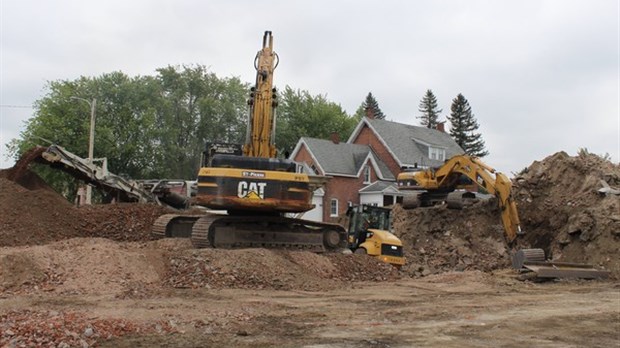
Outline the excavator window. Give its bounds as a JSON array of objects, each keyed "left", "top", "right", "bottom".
[{"left": 210, "top": 154, "right": 297, "bottom": 172}]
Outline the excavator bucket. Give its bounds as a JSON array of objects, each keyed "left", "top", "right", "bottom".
[{"left": 512, "top": 249, "right": 610, "bottom": 280}]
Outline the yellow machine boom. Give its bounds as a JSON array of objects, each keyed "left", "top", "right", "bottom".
[
  {"left": 397, "top": 155, "right": 522, "bottom": 243},
  {"left": 243, "top": 31, "right": 278, "bottom": 159}
]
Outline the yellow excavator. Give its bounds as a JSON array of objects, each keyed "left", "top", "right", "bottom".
[
  {"left": 396, "top": 155, "right": 523, "bottom": 243},
  {"left": 152, "top": 31, "right": 347, "bottom": 252}
]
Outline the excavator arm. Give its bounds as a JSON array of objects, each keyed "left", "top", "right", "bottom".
[
  {"left": 243, "top": 31, "right": 279, "bottom": 159},
  {"left": 398, "top": 155, "right": 522, "bottom": 243}
]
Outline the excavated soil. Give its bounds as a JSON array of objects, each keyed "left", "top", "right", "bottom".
[
  {"left": 0, "top": 168, "right": 398, "bottom": 296},
  {"left": 393, "top": 151, "right": 620, "bottom": 279},
  {"left": 0, "top": 152, "right": 619, "bottom": 346}
]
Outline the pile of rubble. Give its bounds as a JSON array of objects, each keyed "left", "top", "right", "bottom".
[
  {"left": 0, "top": 310, "right": 175, "bottom": 347},
  {"left": 513, "top": 151, "right": 619, "bottom": 276},
  {"left": 0, "top": 170, "right": 169, "bottom": 247},
  {"left": 393, "top": 151, "right": 619, "bottom": 278},
  {"left": 392, "top": 201, "right": 510, "bottom": 277},
  {"left": 164, "top": 248, "right": 399, "bottom": 291}
]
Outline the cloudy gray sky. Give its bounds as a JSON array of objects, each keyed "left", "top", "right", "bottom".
[{"left": 1, "top": 0, "right": 618, "bottom": 175}]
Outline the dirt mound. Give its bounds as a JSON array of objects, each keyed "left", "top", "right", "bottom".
[
  {"left": 393, "top": 151, "right": 620, "bottom": 278},
  {"left": 393, "top": 201, "right": 510, "bottom": 277},
  {"left": 0, "top": 238, "right": 399, "bottom": 295},
  {"left": 0, "top": 165, "right": 399, "bottom": 295},
  {"left": 0, "top": 177, "right": 84, "bottom": 246},
  {"left": 0, "top": 171, "right": 170, "bottom": 247},
  {"left": 513, "top": 151, "right": 620, "bottom": 276},
  {"left": 165, "top": 247, "right": 399, "bottom": 292}
]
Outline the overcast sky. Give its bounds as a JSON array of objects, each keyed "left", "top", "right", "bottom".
[{"left": 1, "top": 0, "right": 618, "bottom": 175}]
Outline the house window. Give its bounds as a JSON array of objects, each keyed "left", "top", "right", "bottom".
[
  {"left": 310, "top": 164, "right": 319, "bottom": 175},
  {"left": 363, "top": 165, "right": 371, "bottom": 184},
  {"left": 330, "top": 199, "right": 339, "bottom": 217},
  {"left": 429, "top": 147, "right": 446, "bottom": 161}
]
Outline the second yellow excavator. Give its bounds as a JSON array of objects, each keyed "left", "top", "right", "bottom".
[
  {"left": 152, "top": 31, "right": 347, "bottom": 252},
  {"left": 396, "top": 155, "right": 523, "bottom": 243}
]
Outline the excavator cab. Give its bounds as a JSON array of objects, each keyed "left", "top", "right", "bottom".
[{"left": 346, "top": 205, "right": 405, "bottom": 267}]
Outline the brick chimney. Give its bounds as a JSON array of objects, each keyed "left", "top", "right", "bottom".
[
  {"left": 436, "top": 121, "right": 446, "bottom": 133},
  {"left": 330, "top": 131, "right": 340, "bottom": 144},
  {"left": 365, "top": 107, "right": 375, "bottom": 119}
]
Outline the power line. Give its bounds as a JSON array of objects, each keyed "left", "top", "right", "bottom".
[{"left": 0, "top": 104, "right": 33, "bottom": 109}]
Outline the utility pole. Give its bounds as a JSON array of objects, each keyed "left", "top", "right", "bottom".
[{"left": 71, "top": 96, "right": 97, "bottom": 205}]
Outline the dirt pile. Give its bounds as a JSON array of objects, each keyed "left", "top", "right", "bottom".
[
  {"left": 165, "top": 247, "right": 399, "bottom": 292},
  {"left": 513, "top": 151, "right": 620, "bottom": 276},
  {"left": 0, "top": 165, "right": 400, "bottom": 297},
  {"left": 0, "top": 238, "right": 398, "bottom": 296},
  {"left": 393, "top": 201, "right": 510, "bottom": 277},
  {"left": 393, "top": 151, "right": 620, "bottom": 278},
  {"left": 0, "top": 238, "right": 167, "bottom": 295},
  {"left": 0, "top": 170, "right": 169, "bottom": 247}
]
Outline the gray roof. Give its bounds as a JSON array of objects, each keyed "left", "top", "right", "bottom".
[
  {"left": 360, "top": 118, "right": 464, "bottom": 168},
  {"left": 299, "top": 137, "right": 395, "bottom": 180}
]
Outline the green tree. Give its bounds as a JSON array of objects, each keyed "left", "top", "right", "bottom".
[
  {"left": 8, "top": 65, "right": 248, "bottom": 197},
  {"left": 446, "top": 93, "right": 489, "bottom": 157},
  {"left": 277, "top": 86, "right": 358, "bottom": 155},
  {"left": 417, "top": 89, "right": 442, "bottom": 128},
  {"left": 153, "top": 65, "right": 248, "bottom": 177},
  {"left": 354, "top": 92, "right": 386, "bottom": 120}
]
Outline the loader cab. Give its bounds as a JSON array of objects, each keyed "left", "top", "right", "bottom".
[{"left": 346, "top": 205, "right": 405, "bottom": 267}]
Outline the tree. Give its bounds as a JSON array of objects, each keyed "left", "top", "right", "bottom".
[
  {"left": 7, "top": 65, "right": 363, "bottom": 200},
  {"left": 8, "top": 65, "right": 248, "bottom": 198},
  {"left": 153, "top": 65, "right": 248, "bottom": 178},
  {"left": 417, "top": 89, "right": 442, "bottom": 128},
  {"left": 446, "top": 93, "right": 489, "bottom": 157},
  {"left": 354, "top": 92, "right": 386, "bottom": 120},
  {"left": 276, "top": 86, "right": 358, "bottom": 155}
]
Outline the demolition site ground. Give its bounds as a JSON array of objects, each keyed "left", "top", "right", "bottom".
[{"left": 0, "top": 151, "right": 618, "bottom": 347}]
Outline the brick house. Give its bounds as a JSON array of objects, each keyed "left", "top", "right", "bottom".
[{"left": 290, "top": 117, "right": 464, "bottom": 222}]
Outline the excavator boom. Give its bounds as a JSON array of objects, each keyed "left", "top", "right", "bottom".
[
  {"left": 243, "top": 31, "right": 278, "bottom": 159},
  {"left": 397, "top": 155, "right": 522, "bottom": 243}
]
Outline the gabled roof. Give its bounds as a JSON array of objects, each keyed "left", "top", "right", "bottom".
[
  {"left": 291, "top": 137, "right": 395, "bottom": 180},
  {"left": 347, "top": 117, "right": 464, "bottom": 168},
  {"left": 358, "top": 181, "right": 400, "bottom": 194}
]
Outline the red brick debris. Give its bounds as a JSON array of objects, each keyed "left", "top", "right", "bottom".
[{"left": 0, "top": 310, "right": 176, "bottom": 347}]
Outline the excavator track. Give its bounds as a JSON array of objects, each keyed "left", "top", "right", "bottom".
[
  {"left": 151, "top": 214, "right": 201, "bottom": 239},
  {"left": 154, "top": 213, "right": 347, "bottom": 252},
  {"left": 191, "top": 214, "right": 220, "bottom": 248},
  {"left": 205, "top": 215, "right": 346, "bottom": 252}
]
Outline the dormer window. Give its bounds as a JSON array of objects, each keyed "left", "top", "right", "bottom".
[{"left": 429, "top": 147, "right": 446, "bottom": 161}]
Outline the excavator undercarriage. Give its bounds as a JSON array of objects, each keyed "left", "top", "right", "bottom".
[{"left": 152, "top": 213, "right": 347, "bottom": 252}]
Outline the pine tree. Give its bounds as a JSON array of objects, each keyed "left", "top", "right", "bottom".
[
  {"left": 355, "top": 92, "right": 386, "bottom": 119},
  {"left": 417, "top": 89, "right": 442, "bottom": 128},
  {"left": 446, "top": 93, "right": 489, "bottom": 157}
]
